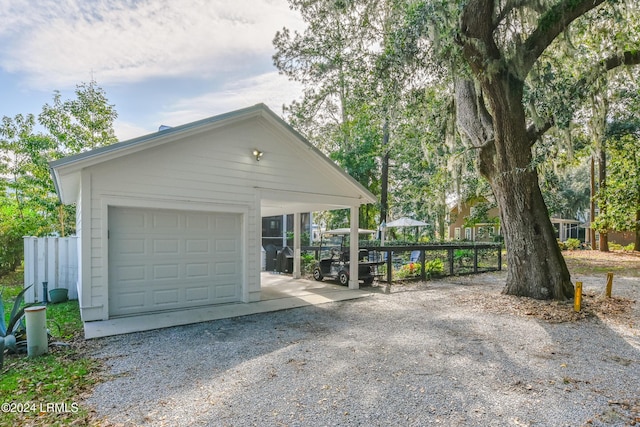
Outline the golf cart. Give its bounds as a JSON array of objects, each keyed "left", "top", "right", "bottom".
[{"left": 312, "top": 228, "right": 381, "bottom": 286}]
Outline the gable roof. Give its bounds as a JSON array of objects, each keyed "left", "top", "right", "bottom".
[{"left": 50, "top": 103, "right": 377, "bottom": 211}]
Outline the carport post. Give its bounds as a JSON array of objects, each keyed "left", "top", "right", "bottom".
[
  {"left": 293, "top": 212, "right": 302, "bottom": 279},
  {"left": 349, "top": 206, "right": 359, "bottom": 289}
]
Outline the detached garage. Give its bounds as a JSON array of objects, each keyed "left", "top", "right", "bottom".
[{"left": 50, "top": 104, "right": 376, "bottom": 337}]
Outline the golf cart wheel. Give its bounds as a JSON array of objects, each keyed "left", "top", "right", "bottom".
[
  {"left": 313, "top": 267, "right": 324, "bottom": 281},
  {"left": 338, "top": 271, "right": 349, "bottom": 286}
]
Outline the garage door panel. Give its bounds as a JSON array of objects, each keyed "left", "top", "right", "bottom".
[
  {"left": 216, "top": 238, "right": 239, "bottom": 252},
  {"left": 109, "top": 207, "right": 242, "bottom": 317},
  {"left": 215, "top": 261, "right": 239, "bottom": 275},
  {"left": 215, "top": 284, "right": 239, "bottom": 299},
  {"left": 186, "top": 239, "right": 210, "bottom": 254},
  {"left": 214, "top": 215, "right": 239, "bottom": 232},
  {"left": 185, "top": 213, "right": 211, "bottom": 230},
  {"left": 112, "top": 211, "right": 146, "bottom": 229},
  {"left": 116, "top": 238, "right": 146, "bottom": 255},
  {"left": 153, "top": 239, "right": 180, "bottom": 254},
  {"left": 113, "top": 292, "right": 146, "bottom": 310},
  {"left": 185, "top": 286, "right": 209, "bottom": 301},
  {"left": 186, "top": 263, "right": 210, "bottom": 278},
  {"left": 152, "top": 212, "right": 180, "bottom": 229},
  {"left": 115, "top": 265, "right": 146, "bottom": 282},
  {"left": 153, "top": 289, "right": 180, "bottom": 305},
  {"left": 153, "top": 264, "right": 179, "bottom": 280}
]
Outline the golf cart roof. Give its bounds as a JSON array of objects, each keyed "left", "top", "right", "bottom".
[{"left": 323, "top": 228, "right": 377, "bottom": 235}]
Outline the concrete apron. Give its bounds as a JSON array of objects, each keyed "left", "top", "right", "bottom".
[{"left": 84, "top": 272, "right": 372, "bottom": 339}]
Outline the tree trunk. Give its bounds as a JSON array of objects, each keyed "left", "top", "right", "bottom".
[
  {"left": 456, "top": 77, "right": 574, "bottom": 300},
  {"left": 635, "top": 208, "right": 640, "bottom": 252},
  {"left": 380, "top": 118, "right": 390, "bottom": 226},
  {"left": 492, "top": 166, "right": 573, "bottom": 299},
  {"left": 589, "top": 156, "right": 597, "bottom": 249},
  {"left": 598, "top": 145, "right": 609, "bottom": 252},
  {"left": 455, "top": 0, "right": 575, "bottom": 300},
  {"left": 438, "top": 193, "right": 446, "bottom": 240}
]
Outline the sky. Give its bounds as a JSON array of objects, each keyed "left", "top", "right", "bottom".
[{"left": 0, "top": 0, "right": 306, "bottom": 141}]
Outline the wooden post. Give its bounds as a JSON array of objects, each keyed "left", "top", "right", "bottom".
[
  {"left": 386, "top": 249, "right": 392, "bottom": 284},
  {"left": 605, "top": 272, "right": 613, "bottom": 298},
  {"left": 574, "top": 282, "right": 583, "bottom": 312},
  {"left": 420, "top": 249, "right": 426, "bottom": 281},
  {"left": 448, "top": 248, "right": 454, "bottom": 276},
  {"left": 473, "top": 246, "right": 478, "bottom": 273}
]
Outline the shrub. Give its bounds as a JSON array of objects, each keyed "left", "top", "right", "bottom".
[
  {"left": 395, "top": 258, "right": 445, "bottom": 279},
  {"left": 1, "top": 285, "right": 36, "bottom": 354},
  {"left": 454, "top": 249, "right": 474, "bottom": 260},
  {"left": 564, "top": 238, "right": 581, "bottom": 250},
  {"left": 608, "top": 242, "right": 636, "bottom": 252},
  {"left": 301, "top": 252, "right": 316, "bottom": 274},
  {"left": 396, "top": 262, "right": 421, "bottom": 279},
  {"left": 425, "top": 258, "right": 444, "bottom": 276}
]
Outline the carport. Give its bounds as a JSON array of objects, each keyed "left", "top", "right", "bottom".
[{"left": 50, "top": 104, "right": 376, "bottom": 337}]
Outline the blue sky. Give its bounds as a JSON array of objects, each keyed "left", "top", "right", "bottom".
[{"left": 0, "top": 0, "right": 305, "bottom": 141}]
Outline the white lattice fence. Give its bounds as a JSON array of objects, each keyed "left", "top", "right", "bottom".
[{"left": 23, "top": 236, "right": 79, "bottom": 303}]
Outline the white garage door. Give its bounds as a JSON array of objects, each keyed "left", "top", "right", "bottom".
[{"left": 108, "top": 207, "right": 242, "bottom": 317}]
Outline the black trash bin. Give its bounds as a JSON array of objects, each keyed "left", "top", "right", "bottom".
[
  {"left": 265, "top": 244, "right": 278, "bottom": 271},
  {"left": 276, "top": 246, "right": 294, "bottom": 273}
]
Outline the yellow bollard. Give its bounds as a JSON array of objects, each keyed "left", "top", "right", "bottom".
[
  {"left": 605, "top": 272, "right": 613, "bottom": 298},
  {"left": 574, "top": 282, "right": 582, "bottom": 312}
]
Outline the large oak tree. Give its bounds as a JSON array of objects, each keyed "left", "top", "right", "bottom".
[{"left": 448, "top": 0, "right": 640, "bottom": 299}]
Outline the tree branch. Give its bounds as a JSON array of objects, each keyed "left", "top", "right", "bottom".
[
  {"left": 455, "top": 79, "right": 494, "bottom": 148},
  {"left": 494, "top": 0, "right": 544, "bottom": 28},
  {"left": 526, "top": 50, "right": 640, "bottom": 145},
  {"left": 527, "top": 120, "right": 554, "bottom": 147},
  {"left": 602, "top": 50, "right": 640, "bottom": 72},
  {"left": 519, "top": 0, "right": 607, "bottom": 76},
  {"left": 459, "top": 0, "right": 501, "bottom": 75}
]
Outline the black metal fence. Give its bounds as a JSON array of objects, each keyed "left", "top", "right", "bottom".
[{"left": 301, "top": 243, "right": 502, "bottom": 284}]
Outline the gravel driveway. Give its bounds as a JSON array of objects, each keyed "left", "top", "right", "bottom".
[{"left": 86, "top": 272, "right": 640, "bottom": 426}]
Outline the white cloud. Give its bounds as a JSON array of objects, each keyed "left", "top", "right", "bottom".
[
  {"left": 154, "top": 71, "right": 303, "bottom": 130},
  {"left": 0, "top": 0, "right": 303, "bottom": 89},
  {"left": 113, "top": 120, "right": 154, "bottom": 142}
]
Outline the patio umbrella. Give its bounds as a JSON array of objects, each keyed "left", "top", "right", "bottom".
[
  {"left": 385, "top": 217, "right": 429, "bottom": 241},
  {"left": 385, "top": 218, "right": 428, "bottom": 227}
]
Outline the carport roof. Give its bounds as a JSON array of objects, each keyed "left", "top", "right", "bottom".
[{"left": 50, "top": 103, "right": 376, "bottom": 215}]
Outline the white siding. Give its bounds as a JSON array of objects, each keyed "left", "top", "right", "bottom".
[{"left": 83, "top": 121, "right": 268, "bottom": 321}]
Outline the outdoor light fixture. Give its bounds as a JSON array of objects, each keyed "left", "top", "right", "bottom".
[{"left": 252, "top": 149, "right": 264, "bottom": 161}]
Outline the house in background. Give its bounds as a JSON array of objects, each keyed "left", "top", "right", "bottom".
[
  {"left": 448, "top": 197, "right": 587, "bottom": 243},
  {"left": 447, "top": 197, "right": 501, "bottom": 242},
  {"left": 550, "top": 217, "right": 582, "bottom": 242},
  {"left": 50, "top": 104, "right": 376, "bottom": 338}
]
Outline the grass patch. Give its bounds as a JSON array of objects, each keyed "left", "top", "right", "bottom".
[
  {"left": 564, "top": 250, "right": 640, "bottom": 277},
  {"left": 2, "top": 269, "right": 105, "bottom": 426},
  {"left": 1, "top": 267, "right": 26, "bottom": 301},
  {"left": 1, "top": 350, "right": 102, "bottom": 426},
  {"left": 45, "top": 301, "right": 85, "bottom": 341}
]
